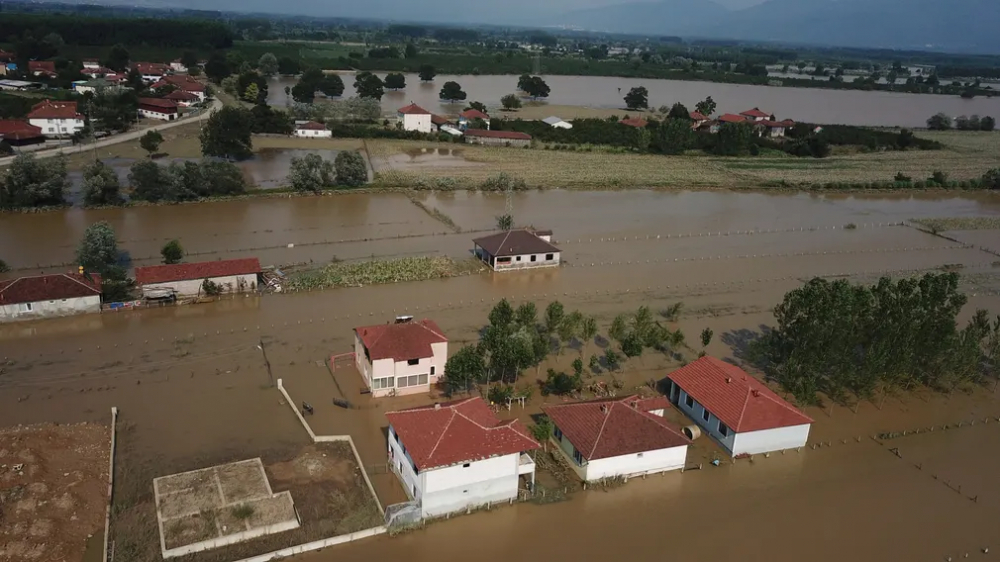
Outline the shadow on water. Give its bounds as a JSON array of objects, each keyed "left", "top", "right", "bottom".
[{"left": 721, "top": 324, "right": 771, "bottom": 366}]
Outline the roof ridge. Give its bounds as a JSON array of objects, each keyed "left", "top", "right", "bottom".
[
  {"left": 61, "top": 273, "right": 100, "bottom": 292},
  {"left": 0, "top": 278, "right": 21, "bottom": 294},
  {"left": 424, "top": 408, "right": 457, "bottom": 461},
  {"left": 587, "top": 402, "right": 616, "bottom": 458}
]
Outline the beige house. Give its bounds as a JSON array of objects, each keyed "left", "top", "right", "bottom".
[
  {"left": 354, "top": 317, "right": 448, "bottom": 397},
  {"left": 134, "top": 258, "right": 260, "bottom": 298}
]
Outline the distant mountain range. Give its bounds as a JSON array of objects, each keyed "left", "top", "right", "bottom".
[{"left": 557, "top": 0, "right": 1000, "bottom": 53}]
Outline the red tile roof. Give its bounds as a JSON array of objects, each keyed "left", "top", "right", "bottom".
[
  {"left": 460, "top": 109, "right": 490, "bottom": 120},
  {"left": 27, "top": 100, "right": 82, "bottom": 120},
  {"left": 740, "top": 107, "right": 771, "bottom": 118},
  {"left": 463, "top": 129, "right": 531, "bottom": 140},
  {"left": 619, "top": 117, "right": 648, "bottom": 128},
  {"left": 296, "top": 121, "right": 327, "bottom": 130},
  {"left": 0, "top": 120, "right": 44, "bottom": 141},
  {"left": 757, "top": 119, "right": 793, "bottom": 128},
  {"left": 164, "top": 90, "right": 199, "bottom": 101},
  {"left": 430, "top": 114, "right": 449, "bottom": 126},
  {"left": 667, "top": 356, "right": 813, "bottom": 433},
  {"left": 386, "top": 397, "right": 539, "bottom": 471},
  {"left": 543, "top": 395, "right": 689, "bottom": 461},
  {"left": 133, "top": 62, "right": 170, "bottom": 75},
  {"left": 28, "top": 61, "right": 56, "bottom": 73},
  {"left": 138, "top": 97, "right": 178, "bottom": 110},
  {"left": 355, "top": 319, "right": 447, "bottom": 361},
  {"left": 134, "top": 258, "right": 261, "bottom": 285},
  {"left": 689, "top": 111, "right": 709, "bottom": 121},
  {"left": 472, "top": 229, "right": 559, "bottom": 257},
  {"left": 398, "top": 103, "right": 432, "bottom": 115},
  {"left": 154, "top": 74, "right": 205, "bottom": 91},
  {"left": 0, "top": 273, "right": 101, "bottom": 305},
  {"left": 718, "top": 113, "right": 747, "bottom": 124}
]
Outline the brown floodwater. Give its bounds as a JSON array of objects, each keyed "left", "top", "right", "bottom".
[{"left": 266, "top": 74, "right": 1000, "bottom": 127}]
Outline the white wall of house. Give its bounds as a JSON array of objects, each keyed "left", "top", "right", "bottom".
[
  {"left": 401, "top": 114, "right": 432, "bottom": 133},
  {"left": 0, "top": 295, "right": 100, "bottom": 323},
  {"left": 673, "top": 385, "right": 738, "bottom": 454},
  {"left": 294, "top": 128, "right": 332, "bottom": 138},
  {"left": 486, "top": 250, "right": 560, "bottom": 271},
  {"left": 141, "top": 73, "right": 165, "bottom": 82},
  {"left": 355, "top": 336, "right": 446, "bottom": 397},
  {"left": 28, "top": 117, "right": 84, "bottom": 137},
  {"left": 139, "top": 108, "right": 176, "bottom": 121},
  {"left": 388, "top": 425, "right": 422, "bottom": 501},
  {"left": 551, "top": 428, "right": 686, "bottom": 481},
  {"left": 143, "top": 273, "right": 256, "bottom": 298},
  {"left": 732, "top": 424, "right": 810, "bottom": 456}
]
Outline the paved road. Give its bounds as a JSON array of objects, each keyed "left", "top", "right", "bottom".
[{"left": 0, "top": 98, "right": 222, "bottom": 168}]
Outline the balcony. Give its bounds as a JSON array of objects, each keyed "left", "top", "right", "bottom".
[{"left": 518, "top": 452, "right": 535, "bottom": 475}]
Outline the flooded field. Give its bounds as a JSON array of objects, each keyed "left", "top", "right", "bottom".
[
  {"left": 2, "top": 188, "right": 1000, "bottom": 562},
  {"left": 266, "top": 74, "right": 1000, "bottom": 128}
]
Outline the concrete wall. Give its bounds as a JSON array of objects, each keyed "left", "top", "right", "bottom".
[
  {"left": 145, "top": 273, "right": 256, "bottom": 297},
  {"left": 0, "top": 295, "right": 100, "bottom": 323},
  {"left": 420, "top": 453, "right": 519, "bottom": 518},
  {"left": 583, "top": 445, "right": 687, "bottom": 481},
  {"left": 228, "top": 527, "right": 386, "bottom": 562},
  {"left": 674, "top": 385, "right": 738, "bottom": 454},
  {"left": 402, "top": 114, "right": 432, "bottom": 133},
  {"left": 29, "top": 117, "right": 85, "bottom": 137},
  {"left": 732, "top": 424, "right": 810, "bottom": 456}
]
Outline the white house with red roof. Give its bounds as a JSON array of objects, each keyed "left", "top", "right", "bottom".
[
  {"left": 293, "top": 121, "right": 331, "bottom": 138},
  {"left": 666, "top": 356, "right": 812, "bottom": 456},
  {"left": 134, "top": 258, "right": 260, "bottom": 298},
  {"left": 739, "top": 107, "right": 774, "bottom": 122},
  {"left": 0, "top": 272, "right": 102, "bottom": 323},
  {"left": 354, "top": 317, "right": 447, "bottom": 397},
  {"left": 152, "top": 75, "right": 206, "bottom": 101},
  {"left": 385, "top": 397, "right": 540, "bottom": 518},
  {"left": 27, "top": 100, "right": 85, "bottom": 138},
  {"left": 458, "top": 108, "right": 490, "bottom": 130},
  {"left": 543, "top": 395, "right": 689, "bottom": 481},
  {"left": 131, "top": 62, "right": 170, "bottom": 83},
  {"left": 137, "top": 97, "right": 179, "bottom": 121},
  {"left": 397, "top": 103, "right": 433, "bottom": 133}
]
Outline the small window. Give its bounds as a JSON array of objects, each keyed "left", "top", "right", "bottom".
[
  {"left": 546, "top": 253, "right": 554, "bottom": 260},
  {"left": 530, "top": 255, "right": 537, "bottom": 262},
  {"left": 684, "top": 394, "right": 694, "bottom": 408},
  {"left": 554, "top": 427, "right": 563, "bottom": 440},
  {"left": 573, "top": 449, "right": 584, "bottom": 465},
  {"left": 516, "top": 256, "right": 522, "bottom": 261},
  {"left": 702, "top": 408, "right": 710, "bottom": 422},
  {"left": 463, "top": 463, "right": 471, "bottom": 468},
  {"left": 430, "top": 366, "right": 436, "bottom": 376},
  {"left": 719, "top": 422, "right": 730, "bottom": 437},
  {"left": 407, "top": 358, "right": 419, "bottom": 366},
  {"left": 412, "top": 484, "right": 417, "bottom": 496},
  {"left": 637, "top": 452, "right": 644, "bottom": 458}
]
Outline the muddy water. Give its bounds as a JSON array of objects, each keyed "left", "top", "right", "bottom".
[{"left": 267, "top": 74, "right": 1000, "bottom": 127}]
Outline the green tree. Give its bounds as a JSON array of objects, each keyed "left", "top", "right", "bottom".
[
  {"left": 318, "top": 75, "right": 345, "bottom": 97},
  {"left": 0, "top": 259, "right": 9, "bottom": 273},
  {"left": 465, "top": 101, "right": 488, "bottom": 113},
  {"left": 76, "top": 221, "right": 119, "bottom": 276},
  {"left": 180, "top": 51, "right": 199, "bottom": 71},
  {"left": 700, "top": 327, "right": 714, "bottom": 348},
  {"left": 657, "top": 118, "right": 695, "bottom": 155},
  {"left": 257, "top": 52, "right": 278, "bottom": 76},
  {"left": 291, "top": 81, "right": 315, "bottom": 103},
  {"left": 515, "top": 302, "right": 537, "bottom": 328},
  {"left": 713, "top": 122, "right": 753, "bottom": 156},
  {"left": 87, "top": 90, "right": 140, "bottom": 133},
  {"left": 439, "top": 81, "right": 467, "bottom": 102},
  {"left": 624, "top": 86, "right": 648, "bottom": 110},
  {"left": 161, "top": 239, "right": 184, "bottom": 264},
  {"left": 384, "top": 73, "right": 406, "bottom": 90},
  {"left": 667, "top": 102, "right": 690, "bottom": 120},
  {"left": 356, "top": 74, "right": 385, "bottom": 100},
  {"left": 926, "top": 113, "right": 951, "bottom": 130},
  {"left": 634, "top": 127, "right": 651, "bottom": 152},
  {"left": 604, "top": 349, "right": 621, "bottom": 372},
  {"left": 278, "top": 57, "right": 300, "bottom": 75},
  {"left": 334, "top": 151, "right": 368, "bottom": 187},
  {"left": 139, "top": 130, "right": 163, "bottom": 158},
  {"left": 405, "top": 43, "right": 419, "bottom": 58},
  {"left": 501, "top": 94, "right": 522, "bottom": 110},
  {"left": 288, "top": 153, "right": 334, "bottom": 193},
  {"left": 243, "top": 82, "right": 260, "bottom": 103},
  {"left": 442, "top": 344, "right": 486, "bottom": 395},
  {"left": 128, "top": 160, "right": 175, "bottom": 202},
  {"left": 418, "top": 64, "right": 436, "bottom": 82},
  {"left": 521, "top": 76, "right": 550, "bottom": 99},
  {"left": 529, "top": 415, "right": 553, "bottom": 446},
  {"left": 982, "top": 168, "right": 1000, "bottom": 189},
  {"left": 204, "top": 52, "right": 231, "bottom": 84},
  {"left": 580, "top": 316, "right": 598, "bottom": 356},
  {"left": 103, "top": 43, "right": 130, "bottom": 72},
  {"left": 981, "top": 116, "right": 996, "bottom": 131},
  {"left": 82, "top": 160, "right": 123, "bottom": 206},
  {"left": 496, "top": 214, "right": 513, "bottom": 230},
  {"left": 695, "top": 96, "right": 716, "bottom": 116},
  {"left": 200, "top": 107, "right": 253, "bottom": 161},
  {"left": 544, "top": 301, "right": 565, "bottom": 335},
  {"left": 195, "top": 160, "right": 247, "bottom": 196},
  {"left": 1, "top": 154, "right": 68, "bottom": 209}
]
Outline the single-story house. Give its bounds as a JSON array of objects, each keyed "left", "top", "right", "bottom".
[
  {"left": 666, "top": 356, "right": 813, "bottom": 456},
  {"left": 689, "top": 111, "right": 711, "bottom": 129},
  {"left": 472, "top": 228, "right": 560, "bottom": 271},
  {"left": 28, "top": 60, "right": 56, "bottom": 77},
  {"left": 138, "top": 98, "right": 179, "bottom": 121},
  {"left": 27, "top": 100, "right": 85, "bottom": 138},
  {"left": 163, "top": 90, "right": 200, "bottom": 106},
  {"left": 134, "top": 258, "right": 261, "bottom": 298},
  {"left": 754, "top": 119, "right": 795, "bottom": 138},
  {"left": 463, "top": 129, "right": 531, "bottom": 147},
  {"left": 543, "top": 395, "right": 690, "bottom": 481},
  {"left": 717, "top": 113, "right": 747, "bottom": 124},
  {"left": 0, "top": 272, "right": 102, "bottom": 323},
  {"left": 386, "top": 397, "right": 540, "bottom": 519},
  {"left": 0, "top": 119, "right": 45, "bottom": 146},
  {"left": 82, "top": 60, "right": 101, "bottom": 69},
  {"left": 542, "top": 116, "right": 572, "bottom": 129},
  {"left": 397, "top": 103, "right": 433, "bottom": 133},
  {"left": 293, "top": 121, "right": 331, "bottom": 138},
  {"left": 152, "top": 75, "right": 206, "bottom": 101},
  {"left": 458, "top": 108, "right": 490, "bottom": 130},
  {"left": 354, "top": 317, "right": 447, "bottom": 397},
  {"left": 619, "top": 117, "right": 648, "bottom": 128},
  {"left": 739, "top": 107, "right": 773, "bottom": 122},
  {"left": 131, "top": 62, "right": 170, "bottom": 83}
]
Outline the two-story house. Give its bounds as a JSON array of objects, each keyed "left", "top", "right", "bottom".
[
  {"left": 353, "top": 317, "right": 447, "bottom": 397},
  {"left": 27, "top": 100, "right": 85, "bottom": 138}
]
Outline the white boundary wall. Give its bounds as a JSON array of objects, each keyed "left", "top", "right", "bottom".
[{"left": 103, "top": 407, "right": 117, "bottom": 562}]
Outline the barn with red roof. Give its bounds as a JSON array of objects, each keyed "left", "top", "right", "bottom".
[
  {"left": 354, "top": 317, "right": 448, "bottom": 397},
  {"left": 385, "top": 397, "right": 539, "bottom": 517},
  {"left": 134, "top": 258, "right": 260, "bottom": 298},
  {"left": 666, "top": 356, "right": 812, "bottom": 456},
  {"left": 543, "top": 395, "right": 689, "bottom": 481}
]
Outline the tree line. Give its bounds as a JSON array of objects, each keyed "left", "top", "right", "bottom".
[
  {"left": 0, "top": 14, "right": 233, "bottom": 50},
  {"left": 927, "top": 113, "right": 996, "bottom": 131},
  {"left": 748, "top": 273, "right": 1000, "bottom": 404}
]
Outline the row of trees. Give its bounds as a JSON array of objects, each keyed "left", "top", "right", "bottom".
[
  {"left": 0, "top": 14, "right": 233, "bottom": 51},
  {"left": 927, "top": 113, "right": 996, "bottom": 131},
  {"left": 127, "top": 159, "right": 248, "bottom": 203},
  {"left": 287, "top": 152, "right": 368, "bottom": 192},
  {"left": 749, "top": 273, "right": 1000, "bottom": 404}
]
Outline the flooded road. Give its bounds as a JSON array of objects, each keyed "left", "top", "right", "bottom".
[{"left": 267, "top": 73, "right": 1000, "bottom": 127}]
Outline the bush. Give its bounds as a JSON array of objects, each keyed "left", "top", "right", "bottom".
[
  {"left": 334, "top": 151, "right": 368, "bottom": 187},
  {"left": 201, "top": 279, "right": 223, "bottom": 296},
  {"left": 894, "top": 172, "right": 912, "bottom": 182},
  {"left": 929, "top": 170, "right": 949, "bottom": 185},
  {"left": 480, "top": 172, "right": 527, "bottom": 192},
  {"left": 541, "top": 369, "right": 582, "bottom": 396}
]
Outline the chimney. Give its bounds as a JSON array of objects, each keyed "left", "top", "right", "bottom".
[
  {"left": 434, "top": 403, "right": 441, "bottom": 410},
  {"left": 751, "top": 389, "right": 760, "bottom": 397},
  {"left": 725, "top": 377, "right": 732, "bottom": 383},
  {"left": 600, "top": 404, "right": 608, "bottom": 414}
]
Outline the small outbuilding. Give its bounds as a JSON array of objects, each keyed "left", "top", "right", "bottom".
[
  {"left": 543, "top": 395, "right": 689, "bottom": 481},
  {"left": 134, "top": 258, "right": 260, "bottom": 298},
  {"left": 472, "top": 229, "right": 560, "bottom": 271},
  {"left": 354, "top": 317, "right": 447, "bottom": 397},
  {"left": 138, "top": 98, "right": 179, "bottom": 121},
  {"left": 386, "top": 397, "right": 539, "bottom": 518},
  {"left": 0, "top": 272, "right": 102, "bottom": 323},
  {"left": 542, "top": 116, "right": 572, "bottom": 129},
  {"left": 463, "top": 129, "right": 531, "bottom": 147},
  {"left": 666, "top": 356, "right": 813, "bottom": 456},
  {"left": 458, "top": 108, "right": 490, "bottom": 130}
]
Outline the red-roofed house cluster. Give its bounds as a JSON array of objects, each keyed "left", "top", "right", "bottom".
[
  {"left": 396, "top": 103, "right": 530, "bottom": 146},
  {"left": 386, "top": 397, "right": 540, "bottom": 518},
  {"left": 698, "top": 107, "right": 796, "bottom": 138},
  {"left": 354, "top": 317, "right": 449, "bottom": 397}
]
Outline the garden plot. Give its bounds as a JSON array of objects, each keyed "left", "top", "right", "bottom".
[{"left": 153, "top": 458, "right": 299, "bottom": 559}]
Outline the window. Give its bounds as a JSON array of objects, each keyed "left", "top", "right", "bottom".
[
  {"left": 412, "top": 484, "right": 417, "bottom": 496},
  {"left": 430, "top": 366, "right": 436, "bottom": 376},
  {"left": 407, "top": 358, "right": 419, "bottom": 366},
  {"left": 554, "top": 427, "right": 563, "bottom": 440},
  {"left": 546, "top": 253, "right": 554, "bottom": 260},
  {"left": 684, "top": 394, "right": 694, "bottom": 408},
  {"left": 397, "top": 374, "right": 429, "bottom": 388},
  {"left": 373, "top": 376, "right": 394, "bottom": 390},
  {"left": 20, "top": 302, "right": 33, "bottom": 312},
  {"left": 530, "top": 255, "right": 537, "bottom": 262},
  {"left": 572, "top": 448, "right": 584, "bottom": 465},
  {"left": 463, "top": 463, "right": 470, "bottom": 468},
  {"left": 516, "top": 256, "right": 522, "bottom": 261},
  {"left": 718, "top": 422, "right": 729, "bottom": 437},
  {"left": 702, "top": 408, "right": 710, "bottom": 422}
]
